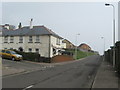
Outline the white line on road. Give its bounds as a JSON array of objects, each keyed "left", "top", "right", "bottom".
[{"left": 23, "top": 85, "right": 34, "bottom": 90}]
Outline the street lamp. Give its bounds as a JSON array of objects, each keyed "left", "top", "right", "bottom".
[
  {"left": 101, "top": 37, "right": 105, "bottom": 61},
  {"left": 105, "top": 3, "right": 116, "bottom": 67},
  {"left": 101, "top": 37, "right": 105, "bottom": 54},
  {"left": 75, "top": 33, "right": 80, "bottom": 60}
]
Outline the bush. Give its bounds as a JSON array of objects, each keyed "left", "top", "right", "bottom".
[
  {"left": 105, "top": 41, "right": 120, "bottom": 76},
  {"left": 12, "top": 49, "right": 51, "bottom": 63}
]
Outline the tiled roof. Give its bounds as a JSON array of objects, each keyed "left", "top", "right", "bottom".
[{"left": 1, "top": 26, "right": 63, "bottom": 39}]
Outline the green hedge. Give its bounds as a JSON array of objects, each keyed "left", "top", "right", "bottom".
[
  {"left": 12, "top": 49, "right": 51, "bottom": 63},
  {"left": 104, "top": 41, "right": 120, "bottom": 76}
]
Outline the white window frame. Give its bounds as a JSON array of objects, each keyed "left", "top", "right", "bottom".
[
  {"left": 29, "top": 36, "right": 33, "bottom": 43},
  {"left": 19, "top": 36, "right": 23, "bottom": 43},
  {"left": 4, "top": 36, "right": 8, "bottom": 43},
  {"left": 36, "top": 36, "right": 40, "bottom": 42},
  {"left": 10, "top": 36, "right": 14, "bottom": 43},
  {"left": 56, "top": 38, "right": 60, "bottom": 45}
]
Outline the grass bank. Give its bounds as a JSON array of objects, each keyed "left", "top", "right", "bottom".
[{"left": 65, "top": 49, "right": 96, "bottom": 60}]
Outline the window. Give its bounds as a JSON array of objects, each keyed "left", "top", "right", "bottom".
[
  {"left": 35, "top": 48, "right": 39, "bottom": 53},
  {"left": 19, "top": 36, "right": 23, "bottom": 43},
  {"left": 28, "top": 48, "right": 32, "bottom": 52},
  {"left": 5, "top": 51, "right": 11, "bottom": 54},
  {"left": 1, "top": 50, "right": 5, "bottom": 53},
  {"left": 4, "top": 36, "right": 8, "bottom": 43},
  {"left": 36, "top": 36, "right": 40, "bottom": 43},
  {"left": 10, "top": 36, "right": 14, "bottom": 43},
  {"left": 29, "top": 36, "right": 33, "bottom": 43},
  {"left": 10, "top": 48, "right": 13, "bottom": 50},
  {"left": 56, "top": 38, "right": 60, "bottom": 45}
]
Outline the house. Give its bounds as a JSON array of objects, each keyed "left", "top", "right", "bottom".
[
  {"left": 62, "top": 39, "right": 75, "bottom": 49},
  {"left": 0, "top": 24, "right": 15, "bottom": 30},
  {"left": 0, "top": 24, "right": 65, "bottom": 58},
  {"left": 78, "top": 43, "right": 91, "bottom": 51}
]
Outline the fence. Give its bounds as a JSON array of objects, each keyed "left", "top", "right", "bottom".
[{"left": 104, "top": 41, "right": 120, "bottom": 75}]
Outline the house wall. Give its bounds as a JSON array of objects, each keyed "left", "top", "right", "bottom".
[
  {"left": 50, "top": 36, "right": 63, "bottom": 57},
  {"left": 2, "top": 35, "right": 50, "bottom": 57},
  {"left": 78, "top": 44, "right": 91, "bottom": 51},
  {"left": 62, "top": 39, "right": 75, "bottom": 49},
  {"left": 1, "top": 35, "right": 63, "bottom": 58}
]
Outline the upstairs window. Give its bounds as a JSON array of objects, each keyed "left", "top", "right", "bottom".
[
  {"left": 29, "top": 36, "right": 33, "bottom": 43},
  {"left": 56, "top": 38, "right": 60, "bottom": 45},
  {"left": 19, "top": 36, "right": 23, "bottom": 43},
  {"left": 4, "top": 36, "right": 8, "bottom": 43},
  {"left": 36, "top": 36, "right": 40, "bottom": 43},
  {"left": 10, "top": 36, "right": 14, "bottom": 43}
]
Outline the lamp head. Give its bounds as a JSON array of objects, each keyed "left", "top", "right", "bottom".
[{"left": 105, "top": 3, "right": 110, "bottom": 6}]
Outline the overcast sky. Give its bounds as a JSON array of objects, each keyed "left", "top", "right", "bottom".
[{"left": 2, "top": 2, "right": 119, "bottom": 55}]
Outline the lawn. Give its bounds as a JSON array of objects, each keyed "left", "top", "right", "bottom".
[{"left": 65, "top": 49, "right": 95, "bottom": 60}]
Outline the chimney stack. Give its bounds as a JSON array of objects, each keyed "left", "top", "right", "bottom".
[
  {"left": 4, "top": 24, "right": 10, "bottom": 30},
  {"left": 30, "top": 18, "right": 33, "bottom": 29},
  {"left": 18, "top": 22, "right": 22, "bottom": 29}
]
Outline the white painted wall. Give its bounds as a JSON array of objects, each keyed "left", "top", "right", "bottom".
[
  {"left": 50, "top": 36, "right": 63, "bottom": 57},
  {"left": 1, "top": 35, "right": 50, "bottom": 57},
  {"left": 1, "top": 35, "right": 64, "bottom": 58}
]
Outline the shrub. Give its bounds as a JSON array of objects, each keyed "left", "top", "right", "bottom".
[{"left": 12, "top": 49, "right": 51, "bottom": 63}]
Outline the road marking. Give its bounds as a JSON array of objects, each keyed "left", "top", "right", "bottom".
[{"left": 23, "top": 85, "right": 34, "bottom": 90}]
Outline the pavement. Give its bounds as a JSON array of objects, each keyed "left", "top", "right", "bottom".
[{"left": 92, "top": 59, "right": 119, "bottom": 88}]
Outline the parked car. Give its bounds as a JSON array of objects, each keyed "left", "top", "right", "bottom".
[{"left": 0, "top": 49, "right": 23, "bottom": 61}]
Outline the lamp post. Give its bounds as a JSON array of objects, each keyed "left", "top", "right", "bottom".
[
  {"left": 101, "top": 37, "right": 105, "bottom": 61},
  {"left": 101, "top": 37, "right": 105, "bottom": 54},
  {"left": 105, "top": 3, "right": 116, "bottom": 67},
  {"left": 75, "top": 33, "right": 80, "bottom": 60}
]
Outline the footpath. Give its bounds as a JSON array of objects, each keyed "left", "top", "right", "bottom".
[{"left": 92, "top": 60, "right": 119, "bottom": 89}]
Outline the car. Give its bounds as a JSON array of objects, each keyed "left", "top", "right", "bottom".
[{"left": 0, "top": 49, "right": 23, "bottom": 61}]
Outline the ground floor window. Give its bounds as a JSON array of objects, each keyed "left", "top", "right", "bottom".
[
  {"left": 28, "top": 48, "right": 32, "bottom": 52},
  {"left": 35, "top": 48, "right": 39, "bottom": 53},
  {"left": 53, "top": 48, "right": 56, "bottom": 55},
  {"left": 19, "top": 47, "right": 23, "bottom": 51}
]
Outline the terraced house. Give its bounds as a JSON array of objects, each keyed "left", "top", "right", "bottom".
[{"left": 0, "top": 24, "right": 66, "bottom": 58}]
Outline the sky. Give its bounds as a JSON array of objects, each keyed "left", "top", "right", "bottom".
[{"left": 1, "top": 2, "right": 119, "bottom": 55}]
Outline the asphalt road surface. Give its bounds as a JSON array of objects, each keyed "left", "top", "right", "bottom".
[
  {"left": 2, "top": 59, "right": 54, "bottom": 72},
  {"left": 2, "top": 55, "right": 102, "bottom": 89}
]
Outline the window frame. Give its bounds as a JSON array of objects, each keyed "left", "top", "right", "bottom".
[
  {"left": 19, "top": 36, "right": 23, "bottom": 43},
  {"left": 28, "top": 36, "right": 33, "bottom": 43},
  {"left": 35, "top": 36, "right": 40, "bottom": 43},
  {"left": 10, "top": 36, "right": 14, "bottom": 43},
  {"left": 4, "top": 36, "right": 8, "bottom": 43}
]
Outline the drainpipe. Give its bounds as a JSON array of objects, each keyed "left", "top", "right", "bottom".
[{"left": 49, "top": 35, "right": 51, "bottom": 58}]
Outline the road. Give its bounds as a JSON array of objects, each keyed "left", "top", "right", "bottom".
[{"left": 2, "top": 55, "right": 102, "bottom": 89}]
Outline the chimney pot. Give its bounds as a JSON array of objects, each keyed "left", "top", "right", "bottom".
[
  {"left": 30, "top": 18, "right": 33, "bottom": 29},
  {"left": 18, "top": 22, "right": 22, "bottom": 29}
]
